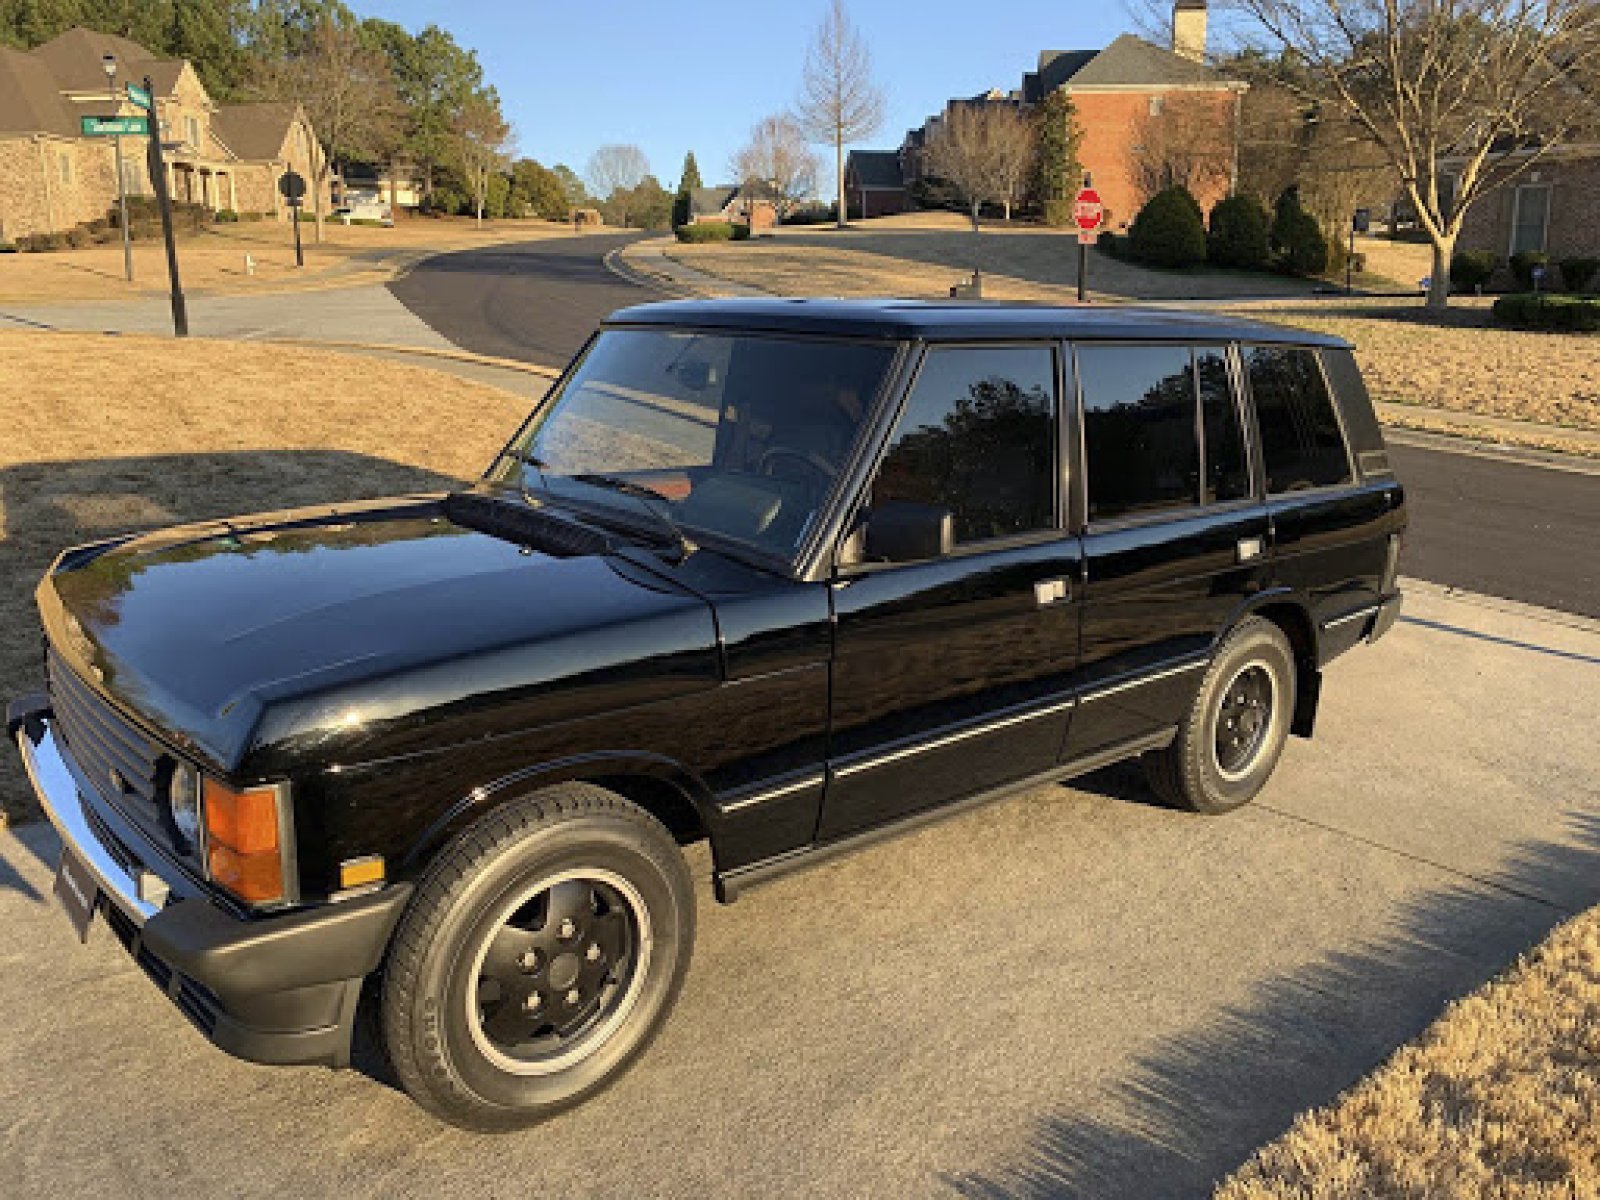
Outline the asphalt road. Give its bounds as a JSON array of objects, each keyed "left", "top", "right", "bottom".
[
  {"left": 389, "top": 234, "right": 1599, "bottom": 621},
  {"left": 1389, "top": 442, "right": 1600, "bottom": 619},
  {"left": 387, "top": 231, "right": 649, "bottom": 368},
  {"left": 3, "top": 582, "right": 1598, "bottom": 1197}
]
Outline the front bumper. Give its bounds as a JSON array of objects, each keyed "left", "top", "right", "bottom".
[{"left": 9, "top": 694, "right": 411, "bottom": 1068}]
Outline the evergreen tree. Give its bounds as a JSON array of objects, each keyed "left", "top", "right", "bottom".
[
  {"left": 1032, "top": 89, "right": 1082, "bottom": 226},
  {"left": 672, "top": 151, "right": 702, "bottom": 230}
]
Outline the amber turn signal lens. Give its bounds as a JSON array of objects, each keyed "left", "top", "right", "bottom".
[
  {"left": 339, "top": 855, "right": 386, "bottom": 890},
  {"left": 203, "top": 779, "right": 285, "bottom": 905}
]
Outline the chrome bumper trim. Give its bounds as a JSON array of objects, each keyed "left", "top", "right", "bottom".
[{"left": 15, "top": 718, "right": 159, "bottom": 926}]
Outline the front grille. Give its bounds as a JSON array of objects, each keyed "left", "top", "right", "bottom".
[{"left": 47, "top": 649, "right": 166, "bottom": 826}]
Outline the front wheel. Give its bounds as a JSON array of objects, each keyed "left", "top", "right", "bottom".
[
  {"left": 1144, "top": 616, "right": 1296, "bottom": 815},
  {"left": 381, "top": 783, "right": 695, "bottom": 1130}
]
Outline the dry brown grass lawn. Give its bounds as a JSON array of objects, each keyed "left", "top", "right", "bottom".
[
  {"left": 0, "top": 330, "right": 540, "bottom": 822},
  {"left": 663, "top": 242, "right": 1599, "bottom": 438},
  {"left": 1219, "top": 904, "right": 1600, "bottom": 1199},
  {"left": 0, "top": 216, "right": 597, "bottom": 303}
]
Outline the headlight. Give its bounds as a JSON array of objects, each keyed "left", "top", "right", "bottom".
[{"left": 169, "top": 761, "right": 202, "bottom": 848}]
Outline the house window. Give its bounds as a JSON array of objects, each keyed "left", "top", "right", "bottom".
[
  {"left": 1510, "top": 185, "right": 1550, "bottom": 256},
  {"left": 1149, "top": 95, "right": 1165, "bottom": 117},
  {"left": 58, "top": 153, "right": 72, "bottom": 184},
  {"left": 185, "top": 115, "right": 200, "bottom": 146}
]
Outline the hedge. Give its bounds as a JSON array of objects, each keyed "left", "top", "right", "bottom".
[
  {"left": 1559, "top": 256, "right": 1599, "bottom": 293},
  {"left": 1128, "top": 186, "right": 1206, "bottom": 268},
  {"left": 675, "top": 221, "right": 736, "bottom": 243},
  {"left": 731, "top": 222, "right": 752, "bottom": 241},
  {"left": 1206, "top": 195, "right": 1270, "bottom": 270},
  {"left": 1492, "top": 292, "right": 1600, "bottom": 332},
  {"left": 1509, "top": 251, "right": 1549, "bottom": 290},
  {"left": 1449, "top": 250, "right": 1498, "bottom": 292}
]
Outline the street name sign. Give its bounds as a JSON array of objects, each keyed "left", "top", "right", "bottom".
[
  {"left": 126, "top": 83, "right": 153, "bottom": 111},
  {"left": 81, "top": 115, "right": 149, "bottom": 137}
]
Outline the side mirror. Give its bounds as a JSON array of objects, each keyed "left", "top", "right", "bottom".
[{"left": 862, "top": 501, "right": 955, "bottom": 564}]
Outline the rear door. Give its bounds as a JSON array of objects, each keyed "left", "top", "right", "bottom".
[
  {"left": 1242, "top": 343, "right": 1397, "bottom": 653},
  {"left": 818, "top": 342, "right": 1082, "bottom": 841},
  {"left": 1062, "top": 341, "right": 1271, "bottom": 761}
]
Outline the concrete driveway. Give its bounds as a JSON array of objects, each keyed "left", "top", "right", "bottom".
[{"left": 2, "top": 581, "right": 1596, "bottom": 1198}]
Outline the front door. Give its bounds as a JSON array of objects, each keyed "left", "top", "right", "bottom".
[
  {"left": 819, "top": 343, "right": 1082, "bottom": 842},
  {"left": 1064, "top": 341, "right": 1272, "bottom": 760}
]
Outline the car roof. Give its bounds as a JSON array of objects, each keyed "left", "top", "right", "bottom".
[{"left": 604, "top": 298, "right": 1350, "bottom": 348}]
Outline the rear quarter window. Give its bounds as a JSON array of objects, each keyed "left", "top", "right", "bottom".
[{"left": 1244, "top": 344, "right": 1353, "bottom": 493}]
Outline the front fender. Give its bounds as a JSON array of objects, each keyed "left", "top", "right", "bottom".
[{"left": 402, "top": 750, "right": 718, "bottom": 871}]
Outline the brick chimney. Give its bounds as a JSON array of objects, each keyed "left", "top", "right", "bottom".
[{"left": 1172, "top": 0, "right": 1207, "bottom": 62}]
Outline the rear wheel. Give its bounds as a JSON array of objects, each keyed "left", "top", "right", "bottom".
[
  {"left": 381, "top": 783, "right": 694, "bottom": 1130},
  {"left": 1144, "top": 616, "right": 1296, "bottom": 815}
]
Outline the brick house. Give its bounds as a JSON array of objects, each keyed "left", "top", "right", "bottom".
[
  {"left": 860, "top": 0, "right": 1245, "bottom": 229},
  {"left": 687, "top": 184, "right": 778, "bottom": 231},
  {"left": 0, "top": 27, "right": 327, "bottom": 242},
  {"left": 844, "top": 150, "right": 910, "bottom": 218},
  {"left": 1446, "top": 149, "right": 1600, "bottom": 268}
]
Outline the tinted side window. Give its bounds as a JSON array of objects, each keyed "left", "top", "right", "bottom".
[
  {"left": 873, "top": 345, "right": 1056, "bottom": 546},
  {"left": 1197, "top": 347, "right": 1249, "bottom": 504},
  {"left": 1078, "top": 344, "right": 1198, "bottom": 522},
  {"left": 1245, "top": 345, "right": 1352, "bottom": 492}
]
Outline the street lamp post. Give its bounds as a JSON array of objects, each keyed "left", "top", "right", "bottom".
[{"left": 102, "top": 54, "right": 133, "bottom": 283}]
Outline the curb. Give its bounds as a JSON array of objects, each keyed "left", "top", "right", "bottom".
[
  {"left": 604, "top": 244, "right": 695, "bottom": 298},
  {"left": 1383, "top": 425, "right": 1600, "bottom": 475},
  {"left": 1399, "top": 577, "right": 1600, "bottom": 635}
]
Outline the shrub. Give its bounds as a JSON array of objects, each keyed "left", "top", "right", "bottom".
[
  {"left": 213, "top": 208, "right": 240, "bottom": 223},
  {"left": 1097, "top": 231, "right": 1128, "bottom": 259},
  {"left": 731, "top": 222, "right": 752, "bottom": 241},
  {"left": 1509, "top": 250, "right": 1550, "bottom": 290},
  {"left": 1559, "top": 256, "right": 1599, "bottom": 293},
  {"left": 1449, "top": 250, "right": 1498, "bottom": 292},
  {"left": 0, "top": 241, "right": 16, "bottom": 253},
  {"left": 1127, "top": 186, "right": 1206, "bottom": 268},
  {"left": 1206, "top": 195, "right": 1271, "bottom": 270},
  {"left": 783, "top": 203, "right": 836, "bottom": 226},
  {"left": 1492, "top": 292, "right": 1600, "bottom": 332},
  {"left": 675, "top": 221, "right": 735, "bottom": 243},
  {"left": 1270, "top": 193, "right": 1329, "bottom": 276},
  {"left": 64, "top": 225, "right": 93, "bottom": 249}
]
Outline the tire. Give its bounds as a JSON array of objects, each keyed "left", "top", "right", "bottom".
[
  {"left": 1143, "top": 616, "right": 1297, "bottom": 815},
  {"left": 381, "top": 782, "right": 695, "bottom": 1131}
]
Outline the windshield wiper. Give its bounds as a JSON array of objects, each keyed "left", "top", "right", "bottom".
[{"left": 569, "top": 473, "right": 697, "bottom": 561}]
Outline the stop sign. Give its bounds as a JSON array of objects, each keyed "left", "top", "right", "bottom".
[{"left": 1074, "top": 187, "right": 1104, "bottom": 232}]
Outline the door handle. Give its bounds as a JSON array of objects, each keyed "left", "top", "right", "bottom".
[
  {"left": 1034, "top": 578, "right": 1071, "bottom": 607},
  {"left": 1236, "top": 536, "right": 1265, "bottom": 563}
]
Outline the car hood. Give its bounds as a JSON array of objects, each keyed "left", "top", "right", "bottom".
[{"left": 39, "top": 496, "right": 720, "bottom": 774}]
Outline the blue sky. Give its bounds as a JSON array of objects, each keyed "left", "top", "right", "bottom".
[{"left": 355, "top": 0, "right": 1152, "bottom": 195}]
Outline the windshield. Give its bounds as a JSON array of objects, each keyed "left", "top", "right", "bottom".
[{"left": 490, "top": 329, "right": 897, "bottom": 560}]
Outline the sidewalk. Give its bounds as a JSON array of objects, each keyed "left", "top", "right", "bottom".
[{"left": 614, "top": 237, "right": 772, "bottom": 298}]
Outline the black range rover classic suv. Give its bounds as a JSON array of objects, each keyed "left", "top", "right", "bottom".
[{"left": 10, "top": 300, "right": 1405, "bottom": 1129}]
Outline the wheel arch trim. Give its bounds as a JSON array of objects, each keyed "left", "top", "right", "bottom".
[{"left": 402, "top": 751, "right": 719, "bottom": 873}]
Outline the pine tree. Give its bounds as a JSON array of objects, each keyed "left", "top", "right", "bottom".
[
  {"left": 1033, "top": 89, "right": 1083, "bottom": 226},
  {"left": 672, "top": 151, "right": 702, "bottom": 230}
]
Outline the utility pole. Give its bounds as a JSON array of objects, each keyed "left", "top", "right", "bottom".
[{"left": 101, "top": 54, "right": 133, "bottom": 283}]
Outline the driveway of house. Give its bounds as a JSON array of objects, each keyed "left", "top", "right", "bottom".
[{"left": 2, "top": 581, "right": 1596, "bottom": 1198}]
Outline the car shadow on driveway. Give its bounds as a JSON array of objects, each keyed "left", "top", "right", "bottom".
[
  {"left": 944, "top": 808, "right": 1600, "bottom": 1199},
  {"left": 0, "top": 450, "right": 463, "bottom": 847}
]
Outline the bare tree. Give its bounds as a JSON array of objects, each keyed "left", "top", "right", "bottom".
[
  {"left": 255, "top": 16, "right": 402, "bottom": 242},
  {"left": 924, "top": 104, "right": 1035, "bottom": 228},
  {"left": 1131, "top": 98, "right": 1236, "bottom": 205},
  {"left": 732, "top": 114, "right": 819, "bottom": 220},
  {"left": 455, "top": 89, "right": 513, "bottom": 225},
  {"left": 1235, "top": 0, "right": 1600, "bottom": 308},
  {"left": 586, "top": 143, "right": 649, "bottom": 225},
  {"left": 795, "top": 0, "right": 885, "bottom": 227}
]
